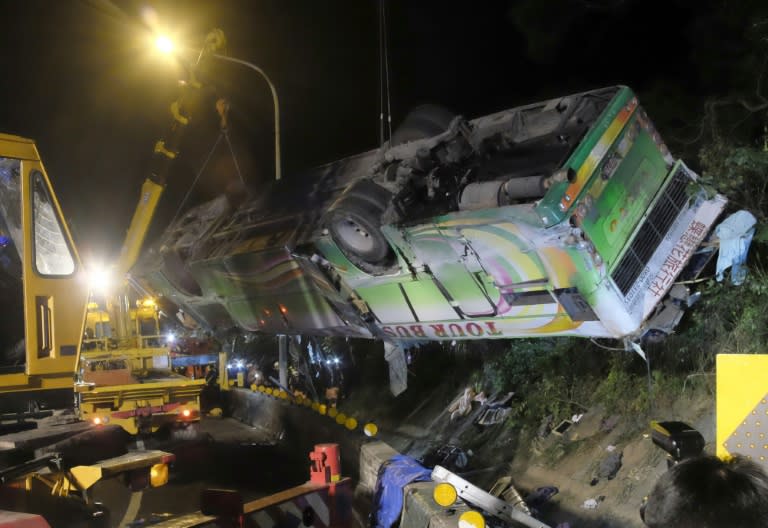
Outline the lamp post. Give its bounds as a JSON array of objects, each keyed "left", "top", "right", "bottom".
[{"left": 210, "top": 53, "right": 282, "bottom": 182}]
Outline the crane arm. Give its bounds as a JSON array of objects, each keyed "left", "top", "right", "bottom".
[
  {"left": 114, "top": 30, "right": 227, "bottom": 278},
  {"left": 116, "top": 177, "right": 165, "bottom": 278},
  {"left": 114, "top": 84, "right": 198, "bottom": 278}
]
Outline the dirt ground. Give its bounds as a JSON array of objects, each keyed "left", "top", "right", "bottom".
[
  {"left": 356, "top": 373, "right": 717, "bottom": 528},
  {"left": 13, "top": 367, "right": 713, "bottom": 528}
]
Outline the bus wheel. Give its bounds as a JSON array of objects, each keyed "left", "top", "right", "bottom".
[
  {"left": 325, "top": 195, "right": 394, "bottom": 267},
  {"left": 171, "top": 422, "right": 199, "bottom": 441},
  {"left": 390, "top": 104, "right": 456, "bottom": 146},
  {"left": 344, "top": 180, "right": 392, "bottom": 211}
]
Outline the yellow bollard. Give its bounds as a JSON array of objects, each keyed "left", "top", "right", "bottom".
[
  {"left": 434, "top": 482, "right": 457, "bottom": 507},
  {"left": 364, "top": 423, "right": 378, "bottom": 437},
  {"left": 458, "top": 511, "right": 485, "bottom": 528}
]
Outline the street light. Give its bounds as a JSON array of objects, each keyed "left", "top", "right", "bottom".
[
  {"left": 155, "top": 35, "right": 174, "bottom": 55},
  {"left": 209, "top": 53, "right": 282, "bottom": 182},
  {"left": 155, "top": 31, "right": 282, "bottom": 181}
]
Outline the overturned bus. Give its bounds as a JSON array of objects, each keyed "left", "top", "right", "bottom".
[{"left": 133, "top": 85, "right": 726, "bottom": 346}]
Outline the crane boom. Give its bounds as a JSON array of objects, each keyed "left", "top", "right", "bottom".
[{"left": 116, "top": 28, "right": 228, "bottom": 278}]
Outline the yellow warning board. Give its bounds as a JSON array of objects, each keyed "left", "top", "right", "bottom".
[{"left": 716, "top": 354, "right": 768, "bottom": 468}]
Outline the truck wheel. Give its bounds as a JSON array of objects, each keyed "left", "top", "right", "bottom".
[
  {"left": 390, "top": 104, "right": 456, "bottom": 146},
  {"left": 171, "top": 423, "right": 199, "bottom": 441},
  {"left": 325, "top": 196, "right": 393, "bottom": 267}
]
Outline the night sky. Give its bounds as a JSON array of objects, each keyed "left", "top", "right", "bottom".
[{"left": 0, "top": 0, "right": 765, "bottom": 265}]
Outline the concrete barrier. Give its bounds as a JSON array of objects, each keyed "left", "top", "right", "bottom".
[
  {"left": 226, "top": 389, "right": 367, "bottom": 478},
  {"left": 358, "top": 441, "right": 399, "bottom": 494},
  {"left": 400, "top": 482, "right": 471, "bottom": 528},
  {"left": 227, "top": 386, "right": 284, "bottom": 442},
  {"left": 226, "top": 389, "right": 473, "bottom": 528}
]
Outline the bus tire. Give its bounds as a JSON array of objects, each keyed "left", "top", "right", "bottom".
[
  {"left": 391, "top": 104, "right": 456, "bottom": 146},
  {"left": 325, "top": 196, "right": 393, "bottom": 267},
  {"left": 343, "top": 180, "right": 392, "bottom": 211}
]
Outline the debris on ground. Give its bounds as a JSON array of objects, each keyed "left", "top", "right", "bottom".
[
  {"left": 715, "top": 209, "right": 757, "bottom": 286},
  {"left": 581, "top": 495, "right": 606, "bottom": 510},
  {"left": 473, "top": 391, "right": 488, "bottom": 405},
  {"left": 538, "top": 415, "right": 555, "bottom": 438},
  {"left": 491, "top": 391, "right": 515, "bottom": 407},
  {"left": 489, "top": 476, "right": 531, "bottom": 514},
  {"left": 552, "top": 419, "right": 573, "bottom": 436},
  {"left": 524, "top": 486, "right": 559, "bottom": 514},
  {"left": 599, "top": 415, "right": 620, "bottom": 433},
  {"left": 597, "top": 450, "right": 623, "bottom": 480},
  {"left": 448, "top": 387, "right": 476, "bottom": 421},
  {"left": 419, "top": 444, "right": 471, "bottom": 471},
  {"left": 582, "top": 498, "right": 599, "bottom": 509},
  {"left": 476, "top": 407, "right": 511, "bottom": 426},
  {"left": 475, "top": 392, "right": 515, "bottom": 426}
]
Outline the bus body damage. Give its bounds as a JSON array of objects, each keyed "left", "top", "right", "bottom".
[{"left": 134, "top": 86, "right": 729, "bottom": 348}]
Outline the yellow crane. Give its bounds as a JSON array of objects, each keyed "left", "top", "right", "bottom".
[{"left": 0, "top": 31, "right": 227, "bottom": 434}]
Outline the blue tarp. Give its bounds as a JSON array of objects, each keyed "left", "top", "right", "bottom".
[{"left": 370, "top": 455, "right": 432, "bottom": 528}]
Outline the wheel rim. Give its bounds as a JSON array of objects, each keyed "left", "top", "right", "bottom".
[{"left": 334, "top": 216, "right": 376, "bottom": 255}]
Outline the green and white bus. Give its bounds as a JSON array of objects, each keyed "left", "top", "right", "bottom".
[{"left": 136, "top": 85, "right": 726, "bottom": 344}]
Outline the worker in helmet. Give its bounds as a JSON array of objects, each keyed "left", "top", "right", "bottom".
[{"left": 325, "top": 386, "right": 340, "bottom": 408}]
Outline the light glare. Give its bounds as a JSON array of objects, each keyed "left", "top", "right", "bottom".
[
  {"left": 156, "top": 35, "right": 174, "bottom": 54},
  {"left": 87, "top": 265, "right": 112, "bottom": 293}
]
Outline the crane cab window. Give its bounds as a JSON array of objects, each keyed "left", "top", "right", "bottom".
[
  {"left": 0, "top": 158, "right": 24, "bottom": 369},
  {"left": 31, "top": 170, "right": 75, "bottom": 276}
]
